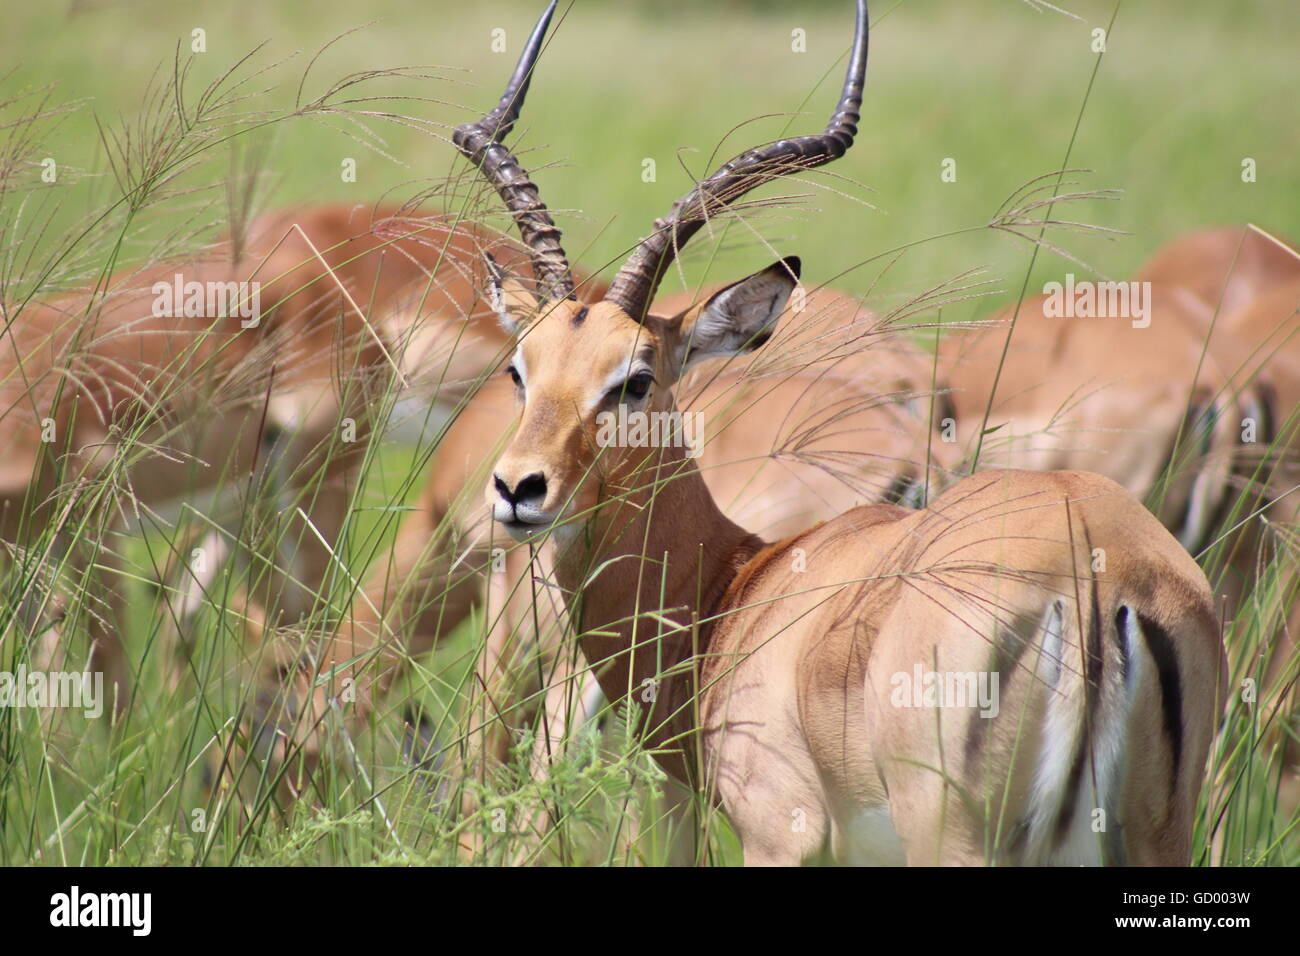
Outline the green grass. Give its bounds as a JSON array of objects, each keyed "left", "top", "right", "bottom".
[
  {"left": 5, "top": 0, "right": 1297, "bottom": 301},
  {"left": 1, "top": 0, "right": 1297, "bottom": 865}
]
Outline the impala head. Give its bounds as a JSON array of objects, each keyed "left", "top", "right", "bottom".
[
  {"left": 486, "top": 258, "right": 803, "bottom": 538},
  {"left": 453, "top": 0, "right": 868, "bottom": 541}
]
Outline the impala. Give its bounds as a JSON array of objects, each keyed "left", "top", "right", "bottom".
[
  {"left": 264, "top": 20, "right": 961, "bottom": 786},
  {"left": 932, "top": 238, "right": 1300, "bottom": 835},
  {"left": 937, "top": 283, "right": 1259, "bottom": 557},
  {"left": 1130, "top": 225, "right": 1300, "bottom": 549},
  {"left": 435, "top": 0, "right": 1227, "bottom": 864},
  {"left": 0, "top": 199, "right": 559, "bottom": 703},
  {"left": 1222, "top": 278, "right": 1300, "bottom": 515},
  {"left": 1139, "top": 236, "right": 1300, "bottom": 804},
  {"left": 1218, "top": 278, "right": 1300, "bottom": 735},
  {"left": 284, "top": 279, "right": 958, "bottom": 789},
  {"left": 1132, "top": 225, "right": 1300, "bottom": 319},
  {"left": 940, "top": 227, "right": 1299, "bottom": 581}
]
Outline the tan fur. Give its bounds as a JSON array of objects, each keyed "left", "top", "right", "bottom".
[
  {"left": 296, "top": 288, "right": 956, "bottom": 791},
  {"left": 938, "top": 285, "right": 1257, "bottom": 553},
  {"left": 482, "top": 288, "right": 1226, "bottom": 865},
  {"left": 1133, "top": 240, "right": 1300, "bottom": 811},
  {"left": 0, "top": 202, "right": 546, "bottom": 704},
  {"left": 1133, "top": 225, "right": 1300, "bottom": 319},
  {"left": 1216, "top": 280, "right": 1300, "bottom": 752},
  {"left": 1221, "top": 278, "right": 1300, "bottom": 509}
]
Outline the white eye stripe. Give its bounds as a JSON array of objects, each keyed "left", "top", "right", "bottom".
[{"left": 511, "top": 347, "right": 528, "bottom": 387}]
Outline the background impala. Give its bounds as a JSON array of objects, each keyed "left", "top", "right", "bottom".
[{"left": 0, "top": 0, "right": 1294, "bottom": 866}]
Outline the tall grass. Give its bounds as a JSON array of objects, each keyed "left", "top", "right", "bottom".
[{"left": 1, "top": 1, "right": 1296, "bottom": 865}]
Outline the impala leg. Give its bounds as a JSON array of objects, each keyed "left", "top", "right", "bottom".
[
  {"left": 882, "top": 781, "right": 986, "bottom": 866},
  {"left": 529, "top": 652, "right": 602, "bottom": 782},
  {"left": 742, "top": 845, "right": 808, "bottom": 867},
  {"left": 738, "top": 804, "right": 829, "bottom": 867},
  {"left": 492, "top": 648, "right": 600, "bottom": 864},
  {"left": 461, "top": 540, "right": 596, "bottom": 861},
  {"left": 717, "top": 750, "right": 832, "bottom": 866},
  {"left": 868, "top": 708, "right": 989, "bottom": 866},
  {"left": 234, "top": 482, "right": 483, "bottom": 802},
  {"left": 473, "top": 544, "right": 539, "bottom": 768},
  {"left": 865, "top": 635, "right": 991, "bottom": 866}
]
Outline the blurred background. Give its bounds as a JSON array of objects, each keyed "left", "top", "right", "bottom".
[{"left": 5, "top": 0, "right": 1297, "bottom": 314}]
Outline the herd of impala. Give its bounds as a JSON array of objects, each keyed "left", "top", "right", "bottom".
[{"left": 3, "top": 0, "right": 1297, "bottom": 865}]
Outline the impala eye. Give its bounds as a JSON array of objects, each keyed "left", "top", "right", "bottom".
[
  {"left": 617, "top": 372, "right": 654, "bottom": 403},
  {"left": 507, "top": 365, "right": 522, "bottom": 388}
]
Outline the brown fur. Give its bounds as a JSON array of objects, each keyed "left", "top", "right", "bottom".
[
  {"left": 293, "top": 288, "right": 956, "bottom": 799},
  {"left": 482, "top": 284, "right": 1226, "bottom": 865},
  {"left": 0, "top": 201, "right": 550, "bottom": 705},
  {"left": 1133, "top": 225, "right": 1300, "bottom": 319}
]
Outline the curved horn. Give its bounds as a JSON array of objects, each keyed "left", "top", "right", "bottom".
[
  {"left": 453, "top": 0, "right": 574, "bottom": 302},
  {"left": 605, "top": 0, "right": 869, "bottom": 320}
]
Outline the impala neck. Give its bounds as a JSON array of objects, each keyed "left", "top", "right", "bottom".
[{"left": 549, "top": 438, "right": 764, "bottom": 783}]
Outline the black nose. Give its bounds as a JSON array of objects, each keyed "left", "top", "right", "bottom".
[{"left": 494, "top": 472, "right": 547, "bottom": 507}]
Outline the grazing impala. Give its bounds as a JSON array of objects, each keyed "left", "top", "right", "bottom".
[
  {"left": 1219, "top": 279, "right": 1300, "bottom": 727},
  {"left": 937, "top": 284, "right": 1259, "bottom": 557},
  {"left": 1128, "top": 225, "right": 1300, "bottom": 544},
  {"left": 1135, "top": 234, "right": 1300, "bottom": 801},
  {"left": 940, "top": 228, "right": 1299, "bottom": 580},
  {"left": 0, "top": 198, "right": 561, "bottom": 701},
  {"left": 437, "top": 0, "right": 1227, "bottom": 864}
]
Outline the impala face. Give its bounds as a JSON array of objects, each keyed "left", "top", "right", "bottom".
[
  {"left": 454, "top": 0, "right": 856, "bottom": 543},
  {"left": 487, "top": 260, "right": 800, "bottom": 541},
  {"left": 489, "top": 297, "right": 660, "bottom": 540}
]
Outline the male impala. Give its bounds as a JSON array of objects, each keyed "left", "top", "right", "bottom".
[
  {"left": 445, "top": 0, "right": 1226, "bottom": 864},
  {"left": 293, "top": 325, "right": 954, "bottom": 780}
]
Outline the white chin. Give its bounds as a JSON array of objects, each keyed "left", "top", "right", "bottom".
[{"left": 501, "top": 520, "right": 548, "bottom": 542}]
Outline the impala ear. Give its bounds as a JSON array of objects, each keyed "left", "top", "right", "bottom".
[
  {"left": 484, "top": 252, "right": 540, "bottom": 333},
  {"left": 670, "top": 256, "right": 801, "bottom": 374}
]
